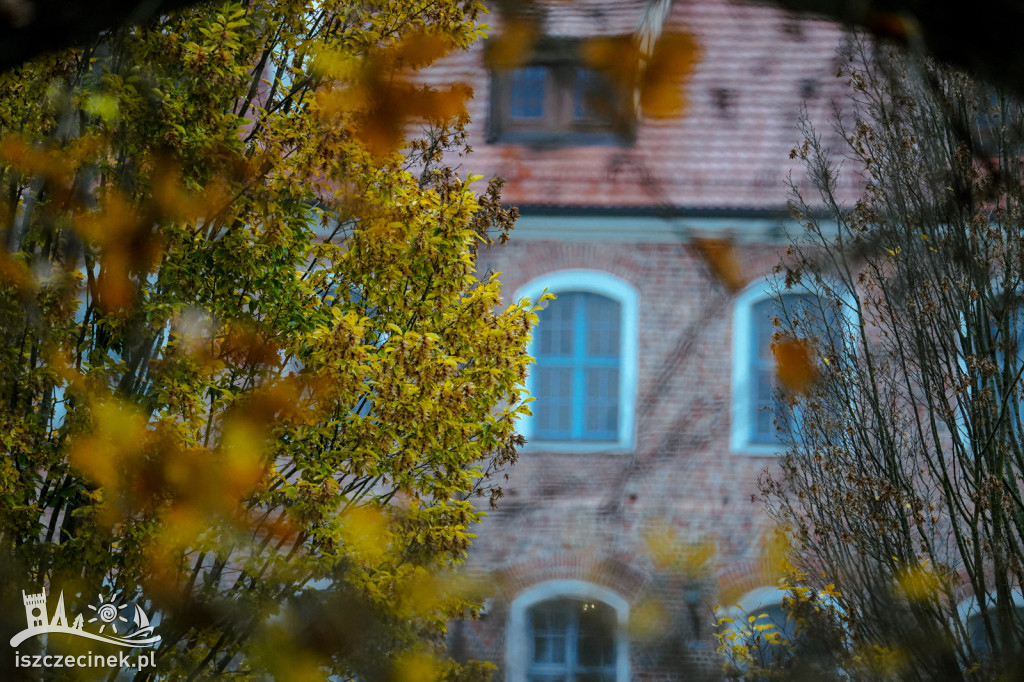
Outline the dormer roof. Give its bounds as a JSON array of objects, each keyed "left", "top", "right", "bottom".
[{"left": 429, "top": 0, "right": 860, "bottom": 212}]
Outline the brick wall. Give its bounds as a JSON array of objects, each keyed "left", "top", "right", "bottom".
[
  {"left": 426, "top": 1, "right": 856, "bottom": 677},
  {"left": 455, "top": 235, "right": 800, "bottom": 679}
]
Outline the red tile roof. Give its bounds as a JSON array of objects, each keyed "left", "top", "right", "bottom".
[{"left": 427, "top": 0, "right": 861, "bottom": 212}]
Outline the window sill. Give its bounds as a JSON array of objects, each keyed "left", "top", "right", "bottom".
[
  {"left": 521, "top": 438, "right": 634, "bottom": 454},
  {"left": 486, "top": 129, "right": 635, "bottom": 148},
  {"left": 731, "top": 440, "right": 786, "bottom": 457}
]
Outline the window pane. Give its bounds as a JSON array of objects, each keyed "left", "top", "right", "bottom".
[
  {"left": 531, "top": 603, "right": 570, "bottom": 665},
  {"left": 586, "top": 294, "right": 621, "bottom": 357},
  {"left": 787, "top": 293, "right": 831, "bottom": 333},
  {"left": 510, "top": 66, "right": 547, "bottom": 119},
  {"left": 531, "top": 606, "right": 569, "bottom": 664},
  {"left": 533, "top": 290, "right": 622, "bottom": 442},
  {"left": 753, "top": 298, "right": 777, "bottom": 360},
  {"left": 991, "top": 305, "right": 1024, "bottom": 421},
  {"left": 573, "top": 68, "right": 609, "bottom": 120},
  {"left": 537, "top": 293, "right": 576, "bottom": 357},
  {"left": 969, "top": 613, "right": 989, "bottom": 654},
  {"left": 1013, "top": 307, "right": 1024, "bottom": 362},
  {"left": 754, "top": 603, "right": 797, "bottom": 665},
  {"left": 751, "top": 298, "right": 779, "bottom": 443},
  {"left": 756, "top": 294, "right": 831, "bottom": 344},
  {"left": 759, "top": 604, "right": 795, "bottom": 642},
  {"left": 528, "top": 599, "right": 616, "bottom": 682},
  {"left": 535, "top": 367, "right": 573, "bottom": 438},
  {"left": 584, "top": 367, "right": 618, "bottom": 439},
  {"left": 749, "top": 293, "right": 830, "bottom": 446},
  {"left": 577, "top": 602, "right": 616, "bottom": 667},
  {"left": 752, "top": 365, "right": 777, "bottom": 443}
]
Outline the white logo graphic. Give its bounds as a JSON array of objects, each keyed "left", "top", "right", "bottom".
[{"left": 10, "top": 589, "right": 161, "bottom": 648}]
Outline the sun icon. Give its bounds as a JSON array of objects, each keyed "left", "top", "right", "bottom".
[{"left": 87, "top": 593, "right": 129, "bottom": 634}]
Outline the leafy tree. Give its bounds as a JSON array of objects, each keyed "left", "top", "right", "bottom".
[
  {"left": 0, "top": 0, "right": 532, "bottom": 679},
  {"left": 761, "top": 37, "right": 1024, "bottom": 680}
]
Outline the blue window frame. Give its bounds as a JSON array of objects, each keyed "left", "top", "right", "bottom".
[
  {"left": 528, "top": 599, "right": 616, "bottom": 682},
  {"left": 721, "top": 586, "right": 844, "bottom": 672},
  {"left": 517, "top": 270, "right": 637, "bottom": 451},
  {"left": 509, "top": 66, "right": 548, "bottom": 120},
  {"left": 507, "top": 579, "right": 630, "bottom": 682},
  {"left": 986, "top": 302, "right": 1024, "bottom": 427},
  {"left": 487, "top": 37, "right": 635, "bottom": 146},
  {"left": 572, "top": 68, "right": 605, "bottom": 120},
  {"left": 733, "top": 283, "right": 841, "bottom": 454},
  {"left": 534, "top": 292, "right": 621, "bottom": 442},
  {"left": 749, "top": 295, "right": 826, "bottom": 444},
  {"left": 749, "top": 296, "right": 782, "bottom": 445},
  {"left": 748, "top": 294, "right": 822, "bottom": 445},
  {"left": 959, "top": 592, "right": 1024, "bottom": 660},
  {"left": 507, "top": 64, "right": 605, "bottom": 123}
]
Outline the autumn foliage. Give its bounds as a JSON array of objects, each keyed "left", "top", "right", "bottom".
[
  {"left": 759, "top": 39, "right": 1024, "bottom": 680},
  {"left": 0, "top": 1, "right": 534, "bottom": 679}
]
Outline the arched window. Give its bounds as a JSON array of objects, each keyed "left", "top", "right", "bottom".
[
  {"left": 967, "top": 608, "right": 1024, "bottom": 656},
  {"left": 719, "top": 585, "right": 843, "bottom": 668},
  {"left": 957, "top": 592, "right": 1024, "bottom": 658},
  {"left": 517, "top": 271, "right": 638, "bottom": 451},
  {"left": 723, "top": 587, "right": 794, "bottom": 633},
  {"left": 506, "top": 580, "right": 630, "bottom": 682},
  {"left": 732, "top": 279, "right": 846, "bottom": 455}
]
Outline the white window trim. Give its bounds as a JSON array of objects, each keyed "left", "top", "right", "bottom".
[
  {"left": 955, "top": 283, "right": 1024, "bottom": 456},
  {"left": 732, "top": 279, "right": 792, "bottom": 456},
  {"left": 720, "top": 586, "right": 792, "bottom": 622},
  {"left": 516, "top": 270, "right": 638, "bottom": 452},
  {"left": 506, "top": 579, "right": 630, "bottom": 682},
  {"left": 956, "top": 590, "right": 1024, "bottom": 621},
  {"left": 731, "top": 276, "right": 856, "bottom": 456},
  {"left": 718, "top": 585, "right": 844, "bottom": 649},
  {"left": 955, "top": 590, "right": 1024, "bottom": 648}
]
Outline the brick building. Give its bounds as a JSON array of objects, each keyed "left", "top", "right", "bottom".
[{"left": 433, "top": 1, "right": 859, "bottom": 678}]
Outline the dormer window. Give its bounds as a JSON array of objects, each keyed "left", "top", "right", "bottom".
[{"left": 488, "top": 37, "right": 634, "bottom": 146}]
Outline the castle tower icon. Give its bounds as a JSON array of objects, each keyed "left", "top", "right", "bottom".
[{"left": 22, "top": 590, "right": 47, "bottom": 629}]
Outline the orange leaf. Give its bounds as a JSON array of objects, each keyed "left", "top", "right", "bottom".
[
  {"left": 484, "top": 20, "right": 537, "bottom": 70},
  {"left": 640, "top": 32, "right": 702, "bottom": 119},
  {"left": 772, "top": 335, "right": 818, "bottom": 394},
  {"left": 692, "top": 238, "right": 747, "bottom": 293}
]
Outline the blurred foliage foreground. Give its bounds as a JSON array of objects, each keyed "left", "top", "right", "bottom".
[{"left": 0, "top": 0, "right": 540, "bottom": 679}]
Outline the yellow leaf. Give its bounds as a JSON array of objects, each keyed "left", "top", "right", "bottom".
[{"left": 484, "top": 20, "right": 536, "bottom": 69}]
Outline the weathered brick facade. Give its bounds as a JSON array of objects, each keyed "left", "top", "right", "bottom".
[{"left": 431, "top": 1, "right": 858, "bottom": 678}]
